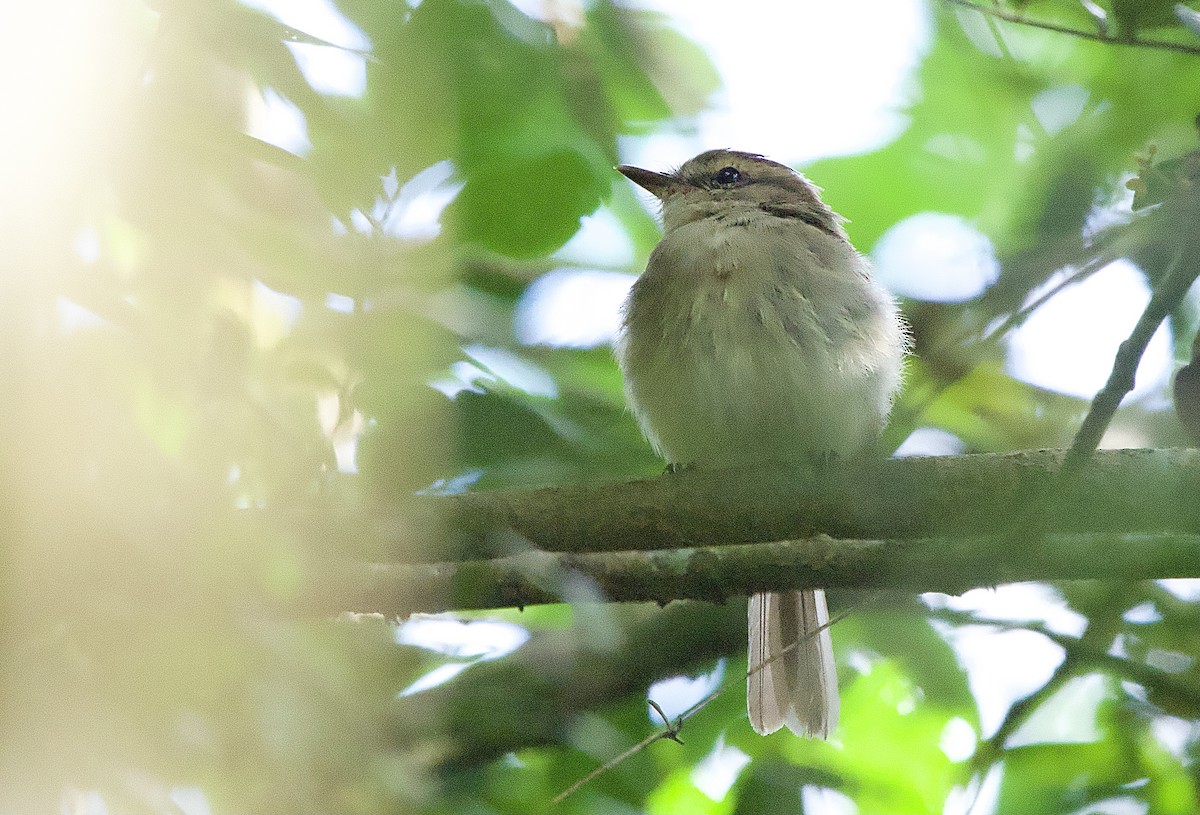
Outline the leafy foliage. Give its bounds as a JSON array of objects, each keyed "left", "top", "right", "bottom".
[{"left": 4, "top": 0, "right": 1200, "bottom": 813}]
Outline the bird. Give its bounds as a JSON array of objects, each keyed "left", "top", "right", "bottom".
[{"left": 614, "top": 149, "right": 907, "bottom": 737}]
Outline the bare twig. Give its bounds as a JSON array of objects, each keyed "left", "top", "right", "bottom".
[
  {"left": 670, "top": 598, "right": 869, "bottom": 729},
  {"left": 942, "top": 0, "right": 1200, "bottom": 56},
  {"left": 647, "top": 699, "right": 683, "bottom": 743},
  {"left": 550, "top": 719, "right": 681, "bottom": 805},
  {"left": 979, "top": 260, "right": 1106, "bottom": 344},
  {"left": 552, "top": 596, "right": 875, "bottom": 805},
  {"left": 551, "top": 695, "right": 692, "bottom": 805},
  {"left": 926, "top": 604, "right": 1200, "bottom": 747},
  {"left": 743, "top": 597, "right": 874, "bottom": 683}
]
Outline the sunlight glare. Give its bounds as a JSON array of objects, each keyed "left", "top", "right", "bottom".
[
  {"left": 1008, "top": 673, "right": 1108, "bottom": 746},
  {"left": 873, "top": 212, "right": 999, "bottom": 302},
  {"left": 623, "top": 0, "right": 930, "bottom": 163},
  {"left": 691, "top": 735, "right": 750, "bottom": 801},
  {"left": 397, "top": 616, "right": 530, "bottom": 659},
  {"left": 801, "top": 787, "right": 858, "bottom": 815},
  {"left": 647, "top": 660, "right": 726, "bottom": 721},
  {"left": 515, "top": 269, "right": 636, "bottom": 348},
  {"left": 1005, "top": 260, "right": 1172, "bottom": 401},
  {"left": 396, "top": 616, "right": 531, "bottom": 695},
  {"left": 238, "top": 0, "right": 369, "bottom": 158},
  {"left": 252, "top": 89, "right": 312, "bottom": 156},
  {"left": 939, "top": 716, "right": 977, "bottom": 762}
]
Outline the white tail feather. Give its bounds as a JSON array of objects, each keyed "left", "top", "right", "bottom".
[{"left": 747, "top": 589, "right": 839, "bottom": 738}]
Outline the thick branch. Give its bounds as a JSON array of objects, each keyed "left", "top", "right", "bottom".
[
  {"left": 313, "top": 532, "right": 1200, "bottom": 616},
  {"left": 289, "top": 448, "right": 1200, "bottom": 615},
  {"left": 397, "top": 449, "right": 1200, "bottom": 562}
]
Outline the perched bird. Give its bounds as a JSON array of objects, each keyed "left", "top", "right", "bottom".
[{"left": 615, "top": 149, "right": 907, "bottom": 737}]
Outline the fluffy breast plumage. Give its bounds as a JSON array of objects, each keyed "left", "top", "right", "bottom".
[{"left": 616, "top": 217, "right": 904, "bottom": 466}]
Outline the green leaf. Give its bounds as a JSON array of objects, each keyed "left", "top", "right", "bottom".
[
  {"left": 833, "top": 660, "right": 959, "bottom": 812},
  {"left": 455, "top": 149, "right": 610, "bottom": 257},
  {"left": 648, "top": 770, "right": 734, "bottom": 815},
  {"left": 839, "top": 607, "right": 979, "bottom": 721},
  {"left": 996, "top": 740, "right": 1133, "bottom": 814}
]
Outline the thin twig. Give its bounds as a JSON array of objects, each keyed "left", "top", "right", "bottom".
[
  {"left": 927, "top": 605, "right": 1200, "bottom": 696},
  {"left": 981, "top": 10, "right": 1018, "bottom": 62},
  {"left": 669, "top": 598, "right": 868, "bottom": 729},
  {"left": 550, "top": 721, "right": 680, "bottom": 805},
  {"left": 551, "top": 594, "right": 878, "bottom": 805},
  {"left": 920, "top": 603, "right": 1199, "bottom": 813},
  {"left": 979, "top": 260, "right": 1105, "bottom": 344},
  {"left": 743, "top": 597, "right": 873, "bottom": 683},
  {"left": 647, "top": 699, "right": 683, "bottom": 744},
  {"left": 942, "top": 0, "right": 1200, "bottom": 57}
]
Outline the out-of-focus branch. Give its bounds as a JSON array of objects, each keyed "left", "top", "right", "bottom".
[
  {"left": 387, "top": 600, "right": 746, "bottom": 768},
  {"left": 943, "top": 0, "right": 1200, "bottom": 56},
  {"left": 927, "top": 604, "right": 1200, "bottom": 762}
]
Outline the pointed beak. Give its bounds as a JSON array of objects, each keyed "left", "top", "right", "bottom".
[{"left": 617, "top": 165, "right": 675, "bottom": 197}]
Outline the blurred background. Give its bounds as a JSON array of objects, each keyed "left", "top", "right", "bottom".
[{"left": 3, "top": 0, "right": 1200, "bottom": 812}]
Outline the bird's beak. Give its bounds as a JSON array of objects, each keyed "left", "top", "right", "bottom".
[{"left": 617, "top": 165, "right": 675, "bottom": 197}]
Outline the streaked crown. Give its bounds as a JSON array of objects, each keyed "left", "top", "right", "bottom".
[{"left": 617, "top": 149, "right": 840, "bottom": 235}]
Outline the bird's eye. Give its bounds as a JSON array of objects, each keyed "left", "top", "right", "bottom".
[{"left": 714, "top": 166, "right": 743, "bottom": 186}]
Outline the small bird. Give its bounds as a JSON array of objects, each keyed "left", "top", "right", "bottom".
[{"left": 615, "top": 149, "right": 907, "bottom": 737}]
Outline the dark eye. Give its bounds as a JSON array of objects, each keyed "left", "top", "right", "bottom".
[{"left": 714, "top": 166, "right": 742, "bottom": 186}]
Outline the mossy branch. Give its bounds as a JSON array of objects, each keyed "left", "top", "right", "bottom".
[{"left": 297, "top": 448, "right": 1200, "bottom": 616}]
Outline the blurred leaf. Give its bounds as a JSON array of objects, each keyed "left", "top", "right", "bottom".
[
  {"left": 833, "top": 660, "right": 959, "bottom": 813},
  {"left": 1112, "top": 0, "right": 1181, "bottom": 36},
  {"left": 839, "top": 606, "right": 979, "bottom": 721},
  {"left": 807, "top": 24, "right": 1041, "bottom": 253},
  {"left": 1139, "top": 725, "right": 1199, "bottom": 814},
  {"left": 996, "top": 739, "right": 1131, "bottom": 814},
  {"left": 647, "top": 770, "right": 732, "bottom": 815},
  {"left": 900, "top": 358, "right": 1084, "bottom": 451},
  {"left": 579, "top": 2, "right": 673, "bottom": 128},
  {"left": 732, "top": 761, "right": 810, "bottom": 815},
  {"left": 455, "top": 149, "right": 610, "bottom": 257}
]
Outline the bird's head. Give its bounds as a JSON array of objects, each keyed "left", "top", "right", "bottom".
[{"left": 617, "top": 149, "right": 837, "bottom": 235}]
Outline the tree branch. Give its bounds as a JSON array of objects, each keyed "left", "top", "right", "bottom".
[
  {"left": 311, "top": 531, "right": 1200, "bottom": 616},
  {"left": 1060, "top": 250, "right": 1197, "bottom": 479},
  {"left": 942, "top": 0, "right": 1200, "bottom": 57},
  {"left": 290, "top": 448, "right": 1200, "bottom": 615},
  {"left": 321, "top": 448, "right": 1200, "bottom": 563}
]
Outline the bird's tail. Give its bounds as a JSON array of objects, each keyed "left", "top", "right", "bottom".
[{"left": 747, "top": 589, "right": 839, "bottom": 737}]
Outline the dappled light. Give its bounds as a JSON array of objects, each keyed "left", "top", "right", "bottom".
[{"left": 3, "top": 0, "right": 1200, "bottom": 812}]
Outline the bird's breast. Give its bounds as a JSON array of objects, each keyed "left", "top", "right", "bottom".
[{"left": 617, "top": 219, "right": 903, "bottom": 465}]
